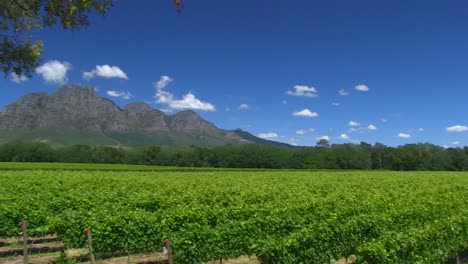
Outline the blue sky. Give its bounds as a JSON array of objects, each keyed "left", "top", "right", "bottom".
[{"left": 1, "top": 0, "right": 468, "bottom": 147}]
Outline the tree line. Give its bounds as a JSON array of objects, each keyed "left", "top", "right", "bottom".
[{"left": 0, "top": 141, "right": 467, "bottom": 171}]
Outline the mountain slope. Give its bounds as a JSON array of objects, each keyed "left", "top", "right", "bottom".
[{"left": 0, "top": 85, "right": 288, "bottom": 148}]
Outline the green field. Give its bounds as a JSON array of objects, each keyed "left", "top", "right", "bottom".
[{"left": 0, "top": 163, "right": 467, "bottom": 263}]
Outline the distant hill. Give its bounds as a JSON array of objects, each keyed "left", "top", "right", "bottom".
[{"left": 0, "top": 85, "right": 289, "bottom": 148}]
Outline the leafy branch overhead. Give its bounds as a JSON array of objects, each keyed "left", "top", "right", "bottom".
[
  {"left": 0, "top": 0, "right": 114, "bottom": 77},
  {"left": 0, "top": 0, "right": 184, "bottom": 78}
]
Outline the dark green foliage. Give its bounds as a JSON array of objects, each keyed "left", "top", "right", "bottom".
[
  {"left": 0, "top": 140, "right": 467, "bottom": 170},
  {"left": 0, "top": 141, "right": 56, "bottom": 162},
  {"left": 56, "top": 144, "right": 93, "bottom": 163}
]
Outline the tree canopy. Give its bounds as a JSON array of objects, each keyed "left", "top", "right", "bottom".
[
  {"left": 1, "top": 140, "right": 467, "bottom": 171},
  {"left": 1, "top": 0, "right": 115, "bottom": 77},
  {"left": 1, "top": 0, "right": 185, "bottom": 78}
]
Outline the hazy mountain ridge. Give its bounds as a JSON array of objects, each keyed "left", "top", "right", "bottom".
[{"left": 0, "top": 85, "right": 286, "bottom": 147}]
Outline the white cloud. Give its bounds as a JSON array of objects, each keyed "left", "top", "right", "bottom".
[
  {"left": 10, "top": 73, "right": 28, "bottom": 83},
  {"left": 36, "top": 60, "right": 71, "bottom": 84},
  {"left": 296, "top": 129, "right": 306, "bottom": 135},
  {"left": 154, "top": 76, "right": 215, "bottom": 112},
  {"left": 286, "top": 85, "right": 318, "bottom": 98},
  {"left": 355, "top": 84, "right": 369, "bottom": 92},
  {"left": 238, "top": 104, "right": 249, "bottom": 110},
  {"left": 338, "top": 89, "right": 349, "bottom": 96},
  {"left": 257, "top": 132, "right": 279, "bottom": 140},
  {"left": 348, "top": 127, "right": 359, "bottom": 132},
  {"left": 443, "top": 145, "right": 449, "bottom": 149},
  {"left": 83, "top": 65, "right": 128, "bottom": 80},
  {"left": 418, "top": 128, "right": 424, "bottom": 132},
  {"left": 368, "top": 124, "right": 377, "bottom": 130},
  {"left": 340, "top": 134, "right": 350, "bottom": 140},
  {"left": 292, "top": 109, "right": 318, "bottom": 117},
  {"left": 452, "top": 141, "right": 460, "bottom": 145},
  {"left": 107, "top": 90, "right": 132, "bottom": 99},
  {"left": 316, "top": 135, "right": 330, "bottom": 141},
  {"left": 331, "top": 102, "right": 340, "bottom": 106},
  {"left": 155, "top": 75, "right": 173, "bottom": 89},
  {"left": 446, "top": 125, "right": 468, "bottom": 132},
  {"left": 156, "top": 91, "right": 215, "bottom": 111},
  {"left": 296, "top": 128, "right": 315, "bottom": 135},
  {"left": 398, "top": 133, "right": 411, "bottom": 139},
  {"left": 349, "top": 121, "right": 360, "bottom": 126},
  {"left": 381, "top": 118, "right": 388, "bottom": 123}
]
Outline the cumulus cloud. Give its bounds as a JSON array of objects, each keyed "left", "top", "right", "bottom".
[
  {"left": 368, "top": 124, "right": 377, "bottom": 130},
  {"left": 155, "top": 75, "right": 173, "bottom": 89},
  {"left": 107, "top": 90, "right": 132, "bottom": 99},
  {"left": 398, "top": 133, "right": 411, "bottom": 139},
  {"left": 452, "top": 141, "right": 460, "bottom": 145},
  {"left": 338, "top": 89, "right": 349, "bottom": 96},
  {"left": 293, "top": 109, "right": 318, "bottom": 117},
  {"left": 296, "top": 128, "right": 315, "bottom": 135},
  {"left": 154, "top": 75, "right": 215, "bottom": 112},
  {"left": 83, "top": 65, "right": 128, "bottom": 80},
  {"left": 296, "top": 130, "right": 306, "bottom": 135},
  {"left": 10, "top": 73, "right": 28, "bottom": 83},
  {"left": 355, "top": 84, "right": 369, "bottom": 92},
  {"left": 349, "top": 121, "right": 360, "bottom": 126},
  {"left": 156, "top": 91, "right": 215, "bottom": 111},
  {"left": 36, "top": 60, "right": 71, "bottom": 84},
  {"left": 446, "top": 125, "right": 468, "bottom": 132},
  {"left": 340, "top": 134, "right": 350, "bottom": 140},
  {"left": 238, "top": 104, "right": 249, "bottom": 110},
  {"left": 257, "top": 132, "right": 279, "bottom": 140},
  {"left": 286, "top": 85, "right": 318, "bottom": 98}
]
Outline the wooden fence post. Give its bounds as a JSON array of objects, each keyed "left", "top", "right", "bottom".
[
  {"left": 21, "top": 221, "right": 28, "bottom": 264},
  {"left": 86, "top": 229, "right": 96, "bottom": 264},
  {"left": 164, "top": 240, "right": 172, "bottom": 264}
]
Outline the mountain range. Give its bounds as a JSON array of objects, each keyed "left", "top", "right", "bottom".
[{"left": 0, "top": 85, "right": 288, "bottom": 148}]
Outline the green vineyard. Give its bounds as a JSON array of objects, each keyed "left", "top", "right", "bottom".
[{"left": 0, "top": 163, "right": 467, "bottom": 263}]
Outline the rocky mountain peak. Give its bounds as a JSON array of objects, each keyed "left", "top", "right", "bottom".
[
  {"left": 0, "top": 85, "right": 283, "bottom": 147},
  {"left": 0, "top": 85, "right": 220, "bottom": 139},
  {"left": 168, "top": 110, "right": 217, "bottom": 133},
  {"left": 124, "top": 102, "right": 153, "bottom": 112}
]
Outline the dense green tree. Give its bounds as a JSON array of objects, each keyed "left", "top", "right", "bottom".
[
  {"left": 0, "top": 141, "right": 56, "bottom": 161},
  {"left": 0, "top": 140, "right": 467, "bottom": 171},
  {"left": 388, "top": 143, "right": 449, "bottom": 171},
  {"left": 316, "top": 138, "right": 330, "bottom": 148},
  {"left": 57, "top": 144, "right": 93, "bottom": 163},
  {"left": 329, "top": 144, "right": 372, "bottom": 169},
  {"left": 446, "top": 147, "right": 467, "bottom": 171},
  {"left": 91, "top": 146, "right": 126, "bottom": 164},
  {"left": 140, "top": 146, "right": 162, "bottom": 165},
  {"left": 372, "top": 142, "right": 387, "bottom": 169}
]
